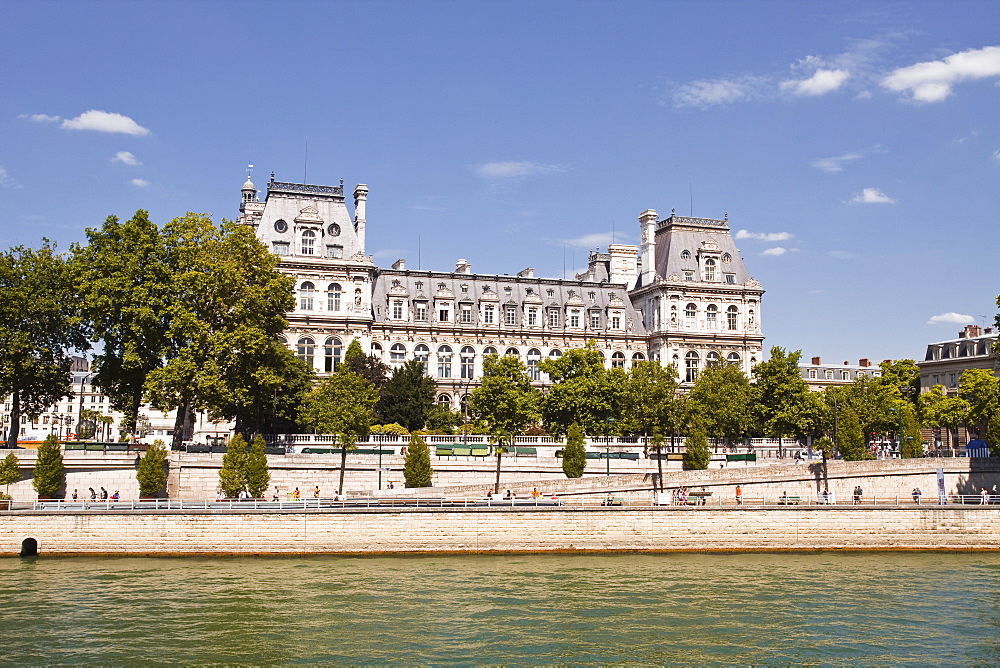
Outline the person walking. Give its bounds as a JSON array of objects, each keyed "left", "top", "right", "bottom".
[
  {"left": 912, "top": 487, "right": 922, "bottom": 504},
  {"left": 272, "top": 486, "right": 280, "bottom": 501},
  {"left": 313, "top": 485, "right": 320, "bottom": 498},
  {"left": 293, "top": 487, "right": 300, "bottom": 500},
  {"left": 735, "top": 485, "right": 743, "bottom": 505}
]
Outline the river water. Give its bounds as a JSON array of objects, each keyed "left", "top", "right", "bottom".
[{"left": 2, "top": 552, "right": 998, "bottom": 665}]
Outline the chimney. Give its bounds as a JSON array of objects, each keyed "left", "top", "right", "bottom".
[
  {"left": 964, "top": 324, "right": 982, "bottom": 338},
  {"left": 811, "top": 356, "right": 821, "bottom": 365},
  {"left": 858, "top": 358, "right": 871, "bottom": 368},
  {"left": 353, "top": 184, "right": 368, "bottom": 252},
  {"left": 517, "top": 267, "right": 535, "bottom": 278},
  {"left": 455, "top": 259, "right": 472, "bottom": 274},
  {"left": 392, "top": 258, "right": 406, "bottom": 270},
  {"left": 639, "top": 209, "right": 658, "bottom": 287}
]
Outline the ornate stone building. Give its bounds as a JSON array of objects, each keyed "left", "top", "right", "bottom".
[{"left": 237, "top": 174, "right": 766, "bottom": 408}]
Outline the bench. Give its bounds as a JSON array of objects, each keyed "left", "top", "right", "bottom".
[
  {"left": 602, "top": 496, "right": 625, "bottom": 506},
  {"left": 778, "top": 496, "right": 801, "bottom": 505},
  {"left": 301, "top": 447, "right": 334, "bottom": 454},
  {"left": 688, "top": 491, "right": 712, "bottom": 505},
  {"left": 726, "top": 453, "right": 757, "bottom": 462},
  {"left": 64, "top": 443, "right": 87, "bottom": 451},
  {"left": 453, "top": 446, "right": 472, "bottom": 457},
  {"left": 105, "top": 443, "right": 129, "bottom": 452},
  {"left": 435, "top": 446, "right": 454, "bottom": 457},
  {"left": 85, "top": 443, "right": 104, "bottom": 451},
  {"left": 649, "top": 452, "right": 685, "bottom": 460},
  {"left": 471, "top": 447, "right": 490, "bottom": 458},
  {"left": 513, "top": 447, "right": 537, "bottom": 457}
]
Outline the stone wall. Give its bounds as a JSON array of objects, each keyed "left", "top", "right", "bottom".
[{"left": 4, "top": 506, "right": 1000, "bottom": 556}]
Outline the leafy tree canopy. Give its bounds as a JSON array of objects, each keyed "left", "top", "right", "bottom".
[
  {"left": 377, "top": 359, "right": 435, "bottom": 431},
  {"left": 687, "top": 363, "right": 755, "bottom": 444}
]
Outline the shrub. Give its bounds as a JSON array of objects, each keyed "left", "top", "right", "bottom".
[
  {"left": 403, "top": 433, "right": 433, "bottom": 487},
  {"left": 562, "top": 423, "right": 587, "bottom": 478},
  {"left": 32, "top": 434, "right": 65, "bottom": 499},
  {"left": 136, "top": 440, "right": 168, "bottom": 498}
]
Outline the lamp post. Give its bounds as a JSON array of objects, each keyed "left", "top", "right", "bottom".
[
  {"left": 606, "top": 418, "right": 615, "bottom": 476},
  {"left": 378, "top": 445, "right": 383, "bottom": 491},
  {"left": 76, "top": 373, "right": 92, "bottom": 441}
]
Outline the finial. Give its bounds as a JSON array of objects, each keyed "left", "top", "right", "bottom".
[
  {"left": 246, "top": 163, "right": 254, "bottom": 180},
  {"left": 671, "top": 207, "right": 675, "bottom": 215},
  {"left": 340, "top": 178, "right": 344, "bottom": 187},
  {"left": 724, "top": 211, "right": 729, "bottom": 220},
  {"left": 270, "top": 171, "right": 275, "bottom": 182}
]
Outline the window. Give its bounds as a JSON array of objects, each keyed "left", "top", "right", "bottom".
[
  {"left": 590, "top": 312, "right": 601, "bottom": 329},
  {"left": 684, "top": 270, "right": 694, "bottom": 281},
  {"left": 706, "top": 304, "right": 718, "bottom": 330},
  {"left": 327, "top": 283, "right": 342, "bottom": 312},
  {"left": 460, "top": 305, "right": 472, "bottom": 323},
  {"left": 438, "top": 305, "right": 451, "bottom": 322},
  {"left": 505, "top": 305, "right": 516, "bottom": 326},
  {"left": 274, "top": 219, "right": 288, "bottom": 233},
  {"left": 809, "top": 369, "right": 817, "bottom": 379},
  {"left": 611, "top": 315, "right": 621, "bottom": 329},
  {"left": 681, "top": 250, "right": 691, "bottom": 260},
  {"left": 703, "top": 258, "right": 716, "bottom": 281},
  {"left": 685, "top": 303, "right": 697, "bottom": 328},
  {"left": 825, "top": 370, "right": 834, "bottom": 380},
  {"left": 549, "top": 349, "right": 562, "bottom": 360},
  {"left": 569, "top": 310, "right": 580, "bottom": 328},
  {"left": 437, "top": 345, "right": 453, "bottom": 378},
  {"left": 272, "top": 242, "right": 289, "bottom": 255},
  {"left": 414, "top": 344, "right": 430, "bottom": 373},
  {"left": 727, "top": 353, "right": 740, "bottom": 366},
  {"left": 483, "top": 346, "right": 498, "bottom": 356},
  {"left": 299, "top": 282, "right": 315, "bottom": 310},
  {"left": 483, "top": 304, "right": 495, "bottom": 324},
  {"left": 527, "top": 307, "right": 538, "bottom": 326},
  {"left": 706, "top": 351, "right": 720, "bottom": 367},
  {"left": 527, "top": 349, "right": 541, "bottom": 380},
  {"left": 371, "top": 342, "right": 383, "bottom": 360},
  {"left": 685, "top": 351, "right": 700, "bottom": 382},
  {"left": 392, "top": 301, "right": 404, "bottom": 320},
  {"left": 326, "top": 245, "right": 343, "bottom": 259},
  {"left": 548, "top": 309, "right": 559, "bottom": 328},
  {"left": 327, "top": 223, "right": 341, "bottom": 236},
  {"left": 949, "top": 373, "right": 957, "bottom": 387},
  {"left": 324, "top": 337, "right": 342, "bottom": 373},
  {"left": 842, "top": 371, "right": 850, "bottom": 380},
  {"left": 460, "top": 346, "right": 475, "bottom": 379},
  {"left": 505, "top": 347, "right": 520, "bottom": 358},
  {"left": 725, "top": 273, "right": 736, "bottom": 284},
  {"left": 437, "top": 394, "right": 452, "bottom": 408},
  {"left": 301, "top": 230, "right": 316, "bottom": 255},
  {"left": 546, "top": 288, "right": 555, "bottom": 297},
  {"left": 414, "top": 303, "right": 428, "bottom": 321},
  {"left": 461, "top": 284, "right": 469, "bottom": 295},
  {"left": 297, "top": 336, "right": 315, "bottom": 367},
  {"left": 390, "top": 343, "right": 406, "bottom": 368},
  {"left": 611, "top": 351, "right": 625, "bottom": 369},
  {"left": 632, "top": 352, "right": 646, "bottom": 364},
  {"left": 727, "top": 306, "right": 738, "bottom": 330}
]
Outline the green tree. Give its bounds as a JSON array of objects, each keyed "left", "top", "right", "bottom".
[
  {"left": 539, "top": 342, "right": 625, "bottom": 436},
  {"left": 958, "top": 369, "right": 999, "bottom": 432},
  {"left": 753, "top": 347, "right": 819, "bottom": 451},
  {"left": 683, "top": 417, "right": 710, "bottom": 470},
  {"left": 245, "top": 435, "right": 271, "bottom": 498},
  {"left": 562, "top": 422, "right": 588, "bottom": 478},
  {"left": 986, "top": 403, "right": 1000, "bottom": 457},
  {"left": 0, "top": 241, "right": 90, "bottom": 448},
  {"left": 877, "top": 359, "right": 921, "bottom": 406},
  {"left": 74, "top": 211, "right": 171, "bottom": 437},
  {"left": 899, "top": 404, "right": 924, "bottom": 458},
  {"left": 345, "top": 339, "right": 390, "bottom": 388},
  {"left": 425, "top": 404, "right": 461, "bottom": 433},
  {"left": 688, "top": 362, "right": 755, "bottom": 447},
  {"left": 377, "top": 359, "right": 435, "bottom": 431},
  {"left": 299, "top": 369, "right": 380, "bottom": 494},
  {"left": 920, "top": 384, "right": 970, "bottom": 447},
  {"left": 0, "top": 452, "right": 21, "bottom": 495},
  {"left": 136, "top": 439, "right": 169, "bottom": 498},
  {"left": 403, "top": 433, "right": 433, "bottom": 487},
  {"left": 143, "top": 214, "right": 295, "bottom": 449},
  {"left": 218, "top": 433, "right": 249, "bottom": 497},
  {"left": 470, "top": 354, "right": 540, "bottom": 493},
  {"left": 838, "top": 407, "right": 869, "bottom": 460},
  {"left": 32, "top": 434, "right": 65, "bottom": 499},
  {"left": 623, "top": 361, "right": 680, "bottom": 436}
]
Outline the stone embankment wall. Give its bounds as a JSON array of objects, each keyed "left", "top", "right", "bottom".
[{"left": 4, "top": 506, "right": 1000, "bottom": 556}]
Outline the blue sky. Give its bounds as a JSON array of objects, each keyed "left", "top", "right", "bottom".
[{"left": 2, "top": 0, "right": 998, "bottom": 365}]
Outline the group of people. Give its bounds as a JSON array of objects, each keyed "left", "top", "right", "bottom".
[
  {"left": 670, "top": 486, "right": 706, "bottom": 505},
  {"left": 70, "top": 487, "right": 119, "bottom": 502},
  {"left": 852, "top": 486, "right": 865, "bottom": 504}
]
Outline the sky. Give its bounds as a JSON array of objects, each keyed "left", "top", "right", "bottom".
[{"left": 2, "top": 0, "right": 998, "bottom": 366}]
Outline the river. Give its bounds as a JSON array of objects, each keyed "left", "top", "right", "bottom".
[{"left": 2, "top": 552, "right": 998, "bottom": 665}]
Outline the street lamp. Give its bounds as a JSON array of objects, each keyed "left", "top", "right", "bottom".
[{"left": 606, "top": 418, "right": 615, "bottom": 476}]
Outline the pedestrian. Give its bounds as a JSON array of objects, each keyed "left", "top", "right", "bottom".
[
  {"left": 531, "top": 487, "right": 540, "bottom": 499},
  {"left": 313, "top": 485, "right": 320, "bottom": 498},
  {"left": 857, "top": 485, "right": 864, "bottom": 503},
  {"left": 71, "top": 489, "right": 78, "bottom": 501},
  {"left": 853, "top": 486, "right": 860, "bottom": 504},
  {"left": 272, "top": 486, "right": 279, "bottom": 501},
  {"left": 293, "top": 487, "right": 300, "bottom": 499},
  {"left": 912, "top": 487, "right": 922, "bottom": 504},
  {"left": 100, "top": 487, "right": 108, "bottom": 500},
  {"left": 735, "top": 485, "right": 743, "bottom": 505},
  {"left": 89, "top": 487, "right": 97, "bottom": 501},
  {"left": 111, "top": 490, "right": 119, "bottom": 501},
  {"left": 981, "top": 488, "right": 989, "bottom": 505}
]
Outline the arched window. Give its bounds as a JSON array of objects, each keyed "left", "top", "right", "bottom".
[
  {"left": 505, "top": 347, "right": 519, "bottom": 358},
  {"left": 299, "top": 281, "right": 315, "bottom": 310},
  {"left": 632, "top": 352, "right": 646, "bottom": 364},
  {"left": 414, "top": 344, "right": 430, "bottom": 373},
  {"left": 681, "top": 250, "right": 691, "bottom": 260},
  {"left": 324, "top": 337, "right": 342, "bottom": 372},
  {"left": 483, "top": 346, "right": 498, "bottom": 357},
  {"left": 685, "top": 351, "right": 700, "bottom": 382},
  {"left": 301, "top": 229, "right": 316, "bottom": 255},
  {"left": 611, "top": 351, "right": 625, "bottom": 369},
  {"left": 371, "top": 342, "right": 383, "bottom": 360},
  {"left": 460, "top": 394, "right": 471, "bottom": 416},
  {"left": 727, "top": 306, "right": 738, "bottom": 331},
  {"left": 297, "top": 336, "right": 315, "bottom": 367},
  {"left": 437, "top": 345, "right": 453, "bottom": 378},
  {"left": 706, "top": 304, "right": 718, "bottom": 330},
  {"left": 685, "top": 303, "right": 697, "bottom": 328},
  {"left": 527, "top": 348, "right": 541, "bottom": 381},
  {"left": 390, "top": 343, "right": 406, "bottom": 368},
  {"left": 327, "top": 283, "right": 342, "bottom": 312},
  {"left": 703, "top": 258, "right": 716, "bottom": 281},
  {"left": 549, "top": 349, "right": 562, "bottom": 359},
  {"left": 437, "top": 393, "right": 452, "bottom": 408},
  {"left": 706, "top": 351, "right": 720, "bottom": 367},
  {"left": 460, "top": 346, "right": 475, "bottom": 379},
  {"left": 727, "top": 352, "right": 741, "bottom": 366}
]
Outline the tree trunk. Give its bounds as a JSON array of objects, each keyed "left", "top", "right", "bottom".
[
  {"left": 6, "top": 390, "right": 20, "bottom": 449},
  {"left": 338, "top": 443, "right": 348, "bottom": 495},
  {"left": 493, "top": 443, "right": 503, "bottom": 494},
  {"left": 655, "top": 443, "right": 664, "bottom": 493},
  {"left": 170, "top": 401, "right": 189, "bottom": 450}
]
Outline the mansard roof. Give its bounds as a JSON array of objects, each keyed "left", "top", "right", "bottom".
[{"left": 652, "top": 214, "right": 754, "bottom": 286}]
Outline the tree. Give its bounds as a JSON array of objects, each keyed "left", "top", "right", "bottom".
[
  {"left": 899, "top": 404, "right": 924, "bottom": 459},
  {"left": 753, "top": 347, "right": 818, "bottom": 451},
  {"left": 0, "top": 241, "right": 90, "bottom": 448},
  {"left": 986, "top": 403, "right": 1000, "bottom": 457},
  {"left": 959, "top": 369, "right": 999, "bottom": 433},
  {"left": 403, "top": 433, "right": 433, "bottom": 487},
  {"left": 218, "top": 434, "right": 249, "bottom": 497},
  {"left": 136, "top": 439, "right": 169, "bottom": 498},
  {"left": 688, "top": 362, "right": 755, "bottom": 447},
  {"left": 0, "top": 452, "right": 20, "bottom": 496},
  {"left": 470, "top": 354, "right": 540, "bottom": 493},
  {"left": 299, "top": 369, "right": 380, "bottom": 494},
  {"left": 623, "top": 361, "right": 680, "bottom": 436},
  {"left": 377, "top": 359, "right": 435, "bottom": 431},
  {"left": 683, "top": 417, "right": 710, "bottom": 470},
  {"left": 539, "top": 342, "right": 625, "bottom": 436},
  {"left": 74, "top": 211, "right": 172, "bottom": 437},
  {"left": 920, "top": 384, "right": 970, "bottom": 447},
  {"left": 837, "top": 407, "right": 868, "bottom": 460},
  {"left": 561, "top": 423, "right": 587, "bottom": 478},
  {"left": 245, "top": 435, "right": 271, "bottom": 498},
  {"left": 32, "top": 434, "right": 65, "bottom": 499},
  {"left": 345, "top": 339, "right": 390, "bottom": 388},
  {"left": 143, "top": 214, "right": 295, "bottom": 449}
]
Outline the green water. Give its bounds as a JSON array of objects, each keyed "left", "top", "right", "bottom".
[{"left": 2, "top": 552, "right": 998, "bottom": 665}]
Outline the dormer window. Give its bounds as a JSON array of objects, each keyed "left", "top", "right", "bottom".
[
  {"left": 547, "top": 288, "right": 555, "bottom": 297},
  {"left": 415, "top": 281, "right": 424, "bottom": 291},
  {"left": 681, "top": 250, "right": 691, "bottom": 260},
  {"left": 301, "top": 230, "right": 316, "bottom": 255},
  {"left": 703, "top": 258, "right": 717, "bottom": 281}
]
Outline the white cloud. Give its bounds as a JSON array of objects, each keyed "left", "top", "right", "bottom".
[
  {"left": 551, "top": 232, "right": 616, "bottom": 249},
  {"left": 474, "top": 161, "right": 565, "bottom": 179},
  {"left": 761, "top": 247, "right": 788, "bottom": 256},
  {"left": 735, "top": 229, "right": 793, "bottom": 242},
  {"left": 993, "top": 149, "right": 1000, "bottom": 162},
  {"left": 927, "top": 312, "right": 976, "bottom": 325},
  {"left": 111, "top": 151, "right": 141, "bottom": 166},
  {"left": 61, "top": 110, "right": 150, "bottom": 136},
  {"left": 129, "top": 178, "right": 150, "bottom": 187},
  {"left": 670, "top": 76, "right": 762, "bottom": 109},
  {"left": 811, "top": 152, "right": 863, "bottom": 173},
  {"left": 0, "top": 166, "right": 21, "bottom": 189},
  {"left": 828, "top": 250, "right": 857, "bottom": 260},
  {"left": 849, "top": 187, "right": 896, "bottom": 204},
  {"left": 20, "top": 113, "right": 61, "bottom": 123},
  {"left": 781, "top": 68, "right": 850, "bottom": 96},
  {"left": 882, "top": 45, "right": 1000, "bottom": 102}
]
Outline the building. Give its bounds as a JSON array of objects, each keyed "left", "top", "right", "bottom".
[
  {"left": 237, "top": 173, "right": 766, "bottom": 406},
  {"left": 917, "top": 324, "right": 997, "bottom": 395},
  {"left": 799, "top": 356, "right": 884, "bottom": 392}
]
